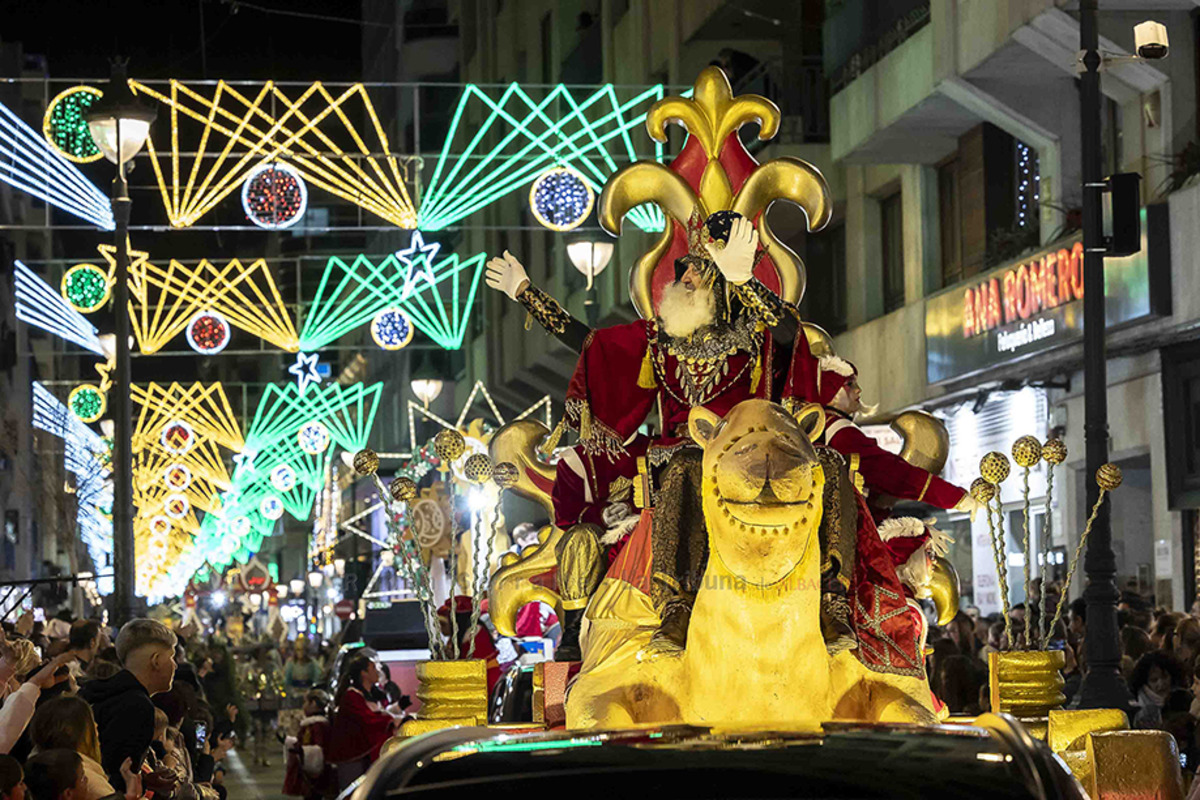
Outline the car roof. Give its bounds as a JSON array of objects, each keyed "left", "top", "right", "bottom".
[{"left": 352, "top": 715, "right": 1084, "bottom": 800}]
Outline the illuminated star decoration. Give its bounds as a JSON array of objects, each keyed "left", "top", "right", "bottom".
[
  {"left": 396, "top": 231, "right": 441, "bottom": 301},
  {"left": 288, "top": 352, "right": 323, "bottom": 394},
  {"left": 418, "top": 82, "right": 676, "bottom": 232},
  {"left": 0, "top": 97, "right": 114, "bottom": 229}
]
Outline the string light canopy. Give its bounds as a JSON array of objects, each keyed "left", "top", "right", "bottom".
[
  {"left": 241, "top": 162, "right": 308, "bottom": 229},
  {"left": 370, "top": 308, "right": 413, "bottom": 350},
  {"left": 68, "top": 384, "right": 106, "bottom": 424},
  {"left": 43, "top": 86, "right": 104, "bottom": 163},
  {"left": 185, "top": 310, "right": 232, "bottom": 354},
  {"left": 98, "top": 244, "right": 300, "bottom": 354},
  {"left": 529, "top": 167, "right": 593, "bottom": 231},
  {"left": 418, "top": 83, "right": 673, "bottom": 232},
  {"left": 61, "top": 263, "right": 111, "bottom": 313},
  {"left": 15, "top": 261, "right": 105, "bottom": 356},
  {"left": 298, "top": 237, "right": 487, "bottom": 352},
  {"left": 0, "top": 98, "right": 114, "bottom": 229},
  {"left": 130, "top": 79, "right": 418, "bottom": 228}
]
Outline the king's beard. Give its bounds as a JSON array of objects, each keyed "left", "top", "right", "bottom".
[{"left": 658, "top": 280, "right": 717, "bottom": 339}]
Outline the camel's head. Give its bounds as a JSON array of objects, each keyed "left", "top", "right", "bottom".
[{"left": 689, "top": 399, "right": 826, "bottom": 586}]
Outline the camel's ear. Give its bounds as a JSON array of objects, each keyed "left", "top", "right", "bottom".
[
  {"left": 688, "top": 406, "right": 722, "bottom": 449},
  {"left": 793, "top": 402, "right": 826, "bottom": 443}
]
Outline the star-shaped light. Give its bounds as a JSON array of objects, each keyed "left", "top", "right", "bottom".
[
  {"left": 396, "top": 231, "right": 441, "bottom": 302},
  {"left": 288, "top": 352, "right": 323, "bottom": 395}
]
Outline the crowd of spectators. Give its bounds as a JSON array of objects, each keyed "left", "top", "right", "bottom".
[{"left": 927, "top": 577, "right": 1200, "bottom": 770}]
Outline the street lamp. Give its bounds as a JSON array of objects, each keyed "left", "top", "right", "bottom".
[
  {"left": 1076, "top": 0, "right": 1132, "bottom": 710},
  {"left": 410, "top": 355, "right": 444, "bottom": 409},
  {"left": 567, "top": 239, "right": 614, "bottom": 327},
  {"left": 86, "top": 59, "right": 157, "bottom": 627}
]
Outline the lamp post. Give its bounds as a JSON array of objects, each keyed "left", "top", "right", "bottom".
[
  {"left": 86, "top": 60, "right": 156, "bottom": 627},
  {"left": 566, "top": 240, "right": 614, "bottom": 328},
  {"left": 1076, "top": 0, "right": 1132, "bottom": 710}
]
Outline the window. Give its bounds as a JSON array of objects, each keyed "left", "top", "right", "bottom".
[
  {"left": 800, "top": 222, "right": 847, "bottom": 334},
  {"left": 939, "top": 158, "right": 962, "bottom": 288},
  {"left": 880, "top": 191, "right": 904, "bottom": 313}
]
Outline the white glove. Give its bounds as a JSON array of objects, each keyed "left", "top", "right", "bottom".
[
  {"left": 953, "top": 493, "right": 983, "bottom": 522},
  {"left": 485, "top": 250, "right": 530, "bottom": 301},
  {"left": 703, "top": 216, "right": 758, "bottom": 284}
]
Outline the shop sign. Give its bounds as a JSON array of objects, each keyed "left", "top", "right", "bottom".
[{"left": 925, "top": 207, "right": 1167, "bottom": 384}]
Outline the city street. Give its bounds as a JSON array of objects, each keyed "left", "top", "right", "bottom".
[{"left": 224, "top": 748, "right": 289, "bottom": 800}]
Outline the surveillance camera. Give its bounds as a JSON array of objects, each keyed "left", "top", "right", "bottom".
[{"left": 1134, "top": 20, "right": 1168, "bottom": 60}]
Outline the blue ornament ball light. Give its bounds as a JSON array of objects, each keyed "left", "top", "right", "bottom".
[
  {"left": 529, "top": 167, "right": 594, "bottom": 231},
  {"left": 370, "top": 308, "right": 414, "bottom": 351}
]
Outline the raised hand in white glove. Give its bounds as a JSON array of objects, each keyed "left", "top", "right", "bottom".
[
  {"left": 703, "top": 215, "right": 758, "bottom": 285},
  {"left": 953, "top": 493, "right": 984, "bottom": 522},
  {"left": 485, "top": 250, "right": 530, "bottom": 301}
]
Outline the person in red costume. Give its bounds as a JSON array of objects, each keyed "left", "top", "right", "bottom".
[
  {"left": 437, "top": 596, "right": 502, "bottom": 695},
  {"left": 327, "top": 656, "right": 395, "bottom": 791},
  {"left": 789, "top": 335, "right": 982, "bottom": 523}
]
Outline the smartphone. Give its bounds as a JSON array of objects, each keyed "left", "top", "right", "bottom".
[
  {"left": 32, "top": 609, "right": 44, "bottom": 623},
  {"left": 195, "top": 722, "right": 207, "bottom": 747}
]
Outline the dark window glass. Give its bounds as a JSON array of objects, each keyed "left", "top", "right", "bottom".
[
  {"left": 939, "top": 159, "right": 961, "bottom": 288},
  {"left": 881, "top": 191, "right": 904, "bottom": 313}
]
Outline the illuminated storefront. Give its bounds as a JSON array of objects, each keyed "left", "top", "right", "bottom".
[{"left": 921, "top": 207, "right": 1173, "bottom": 614}]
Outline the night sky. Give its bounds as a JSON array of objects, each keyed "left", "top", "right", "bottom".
[{"left": 3, "top": 0, "right": 365, "bottom": 82}]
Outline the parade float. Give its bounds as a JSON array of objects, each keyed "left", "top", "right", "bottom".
[{"left": 346, "top": 68, "right": 1183, "bottom": 800}]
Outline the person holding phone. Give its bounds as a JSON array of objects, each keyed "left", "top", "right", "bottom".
[{"left": 78, "top": 619, "right": 179, "bottom": 795}]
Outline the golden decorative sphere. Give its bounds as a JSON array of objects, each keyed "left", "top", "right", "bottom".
[
  {"left": 1012, "top": 435, "right": 1043, "bottom": 468},
  {"left": 1042, "top": 438, "right": 1067, "bottom": 465},
  {"left": 388, "top": 476, "right": 417, "bottom": 503},
  {"left": 980, "top": 451, "right": 1011, "bottom": 484},
  {"left": 1096, "top": 463, "right": 1123, "bottom": 491},
  {"left": 492, "top": 461, "right": 519, "bottom": 488},
  {"left": 970, "top": 478, "right": 997, "bottom": 503},
  {"left": 432, "top": 429, "right": 466, "bottom": 463},
  {"left": 353, "top": 448, "right": 379, "bottom": 476},
  {"left": 463, "top": 453, "right": 493, "bottom": 484}
]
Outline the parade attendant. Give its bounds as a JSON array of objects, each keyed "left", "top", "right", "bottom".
[
  {"left": 282, "top": 690, "right": 334, "bottom": 800},
  {"left": 436, "top": 597, "right": 501, "bottom": 695},
  {"left": 788, "top": 335, "right": 980, "bottom": 523},
  {"left": 327, "top": 657, "right": 395, "bottom": 791}
]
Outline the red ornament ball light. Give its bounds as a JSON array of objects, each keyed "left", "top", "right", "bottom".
[
  {"left": 242, "top": 162, "right": 308, "bottom": 229},
  {"left": 186, "top": 310, "right": 231, "bottom": 354}
]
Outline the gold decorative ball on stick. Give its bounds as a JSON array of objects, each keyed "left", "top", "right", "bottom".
[
  {"left": 980, "top": 451, "right": 1011, "bottom": 484},
  {"left": 432, "top": 429, "right": 466, "bottom": 463},
  {"left": 1042, "top": 438, "right": 1068, "bottom": 465},
  {"left": 388, "top": 476, "right": 417, "bottom": 503},
  {"left": 353, "top": 448, "right": 379, "bottom": 476},
  {"left": 1012, "top": 435, "right": 1043, "bottom": 468},
  {"left": 1096, "top": 463, "right": 1123, "bottom": 491},
  {"left": 970, "top": 477, "right": 997, "bottom": 503},
  {"left": 492, "top": 461, "right": 519, "bottom": 488},
  {"left": 463, "top": 453, "right": 494, "bottom": 484}
]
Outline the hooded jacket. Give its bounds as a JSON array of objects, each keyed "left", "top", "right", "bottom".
[{"left": 79, "top": 668, "right": 155, "bottom": 784}]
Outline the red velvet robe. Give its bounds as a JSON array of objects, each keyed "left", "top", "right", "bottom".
[{"left": 823, "top": 409, "right": 966, "bottom": 515}]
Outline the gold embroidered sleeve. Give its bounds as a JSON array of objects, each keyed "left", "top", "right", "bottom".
[
  {"left": 732, "top": 277, "right": 791, "bottom": 329},
  {"left": 516, "top": 284, "right": 591, "bottom": 352}
]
